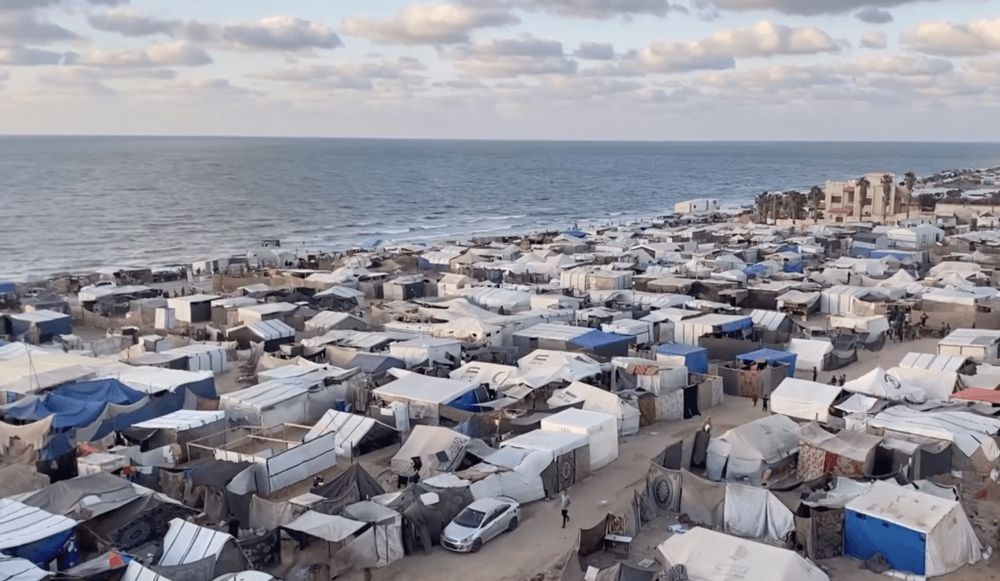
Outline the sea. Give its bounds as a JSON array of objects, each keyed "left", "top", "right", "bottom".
[{"left": 3, "top": 137, "right": 1000, "bottom": 281}]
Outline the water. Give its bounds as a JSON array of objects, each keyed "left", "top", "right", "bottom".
[{"left": 3, "top": 137, "right": 1000, "bottom": 280}]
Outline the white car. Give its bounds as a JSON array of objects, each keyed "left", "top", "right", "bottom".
[{"left": 440, "top": 497, "right": 521, "bottom": 553}]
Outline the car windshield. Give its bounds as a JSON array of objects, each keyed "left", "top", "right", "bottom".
[{"left": 454, "top": 507, "right": 487, "bottom": 528}]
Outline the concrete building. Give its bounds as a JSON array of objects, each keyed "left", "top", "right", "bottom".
[{"left": 825, "top": 173, "right": 904, "bottom": 223}]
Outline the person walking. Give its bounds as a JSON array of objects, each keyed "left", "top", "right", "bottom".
[
  {"left": 751, "top": 390, "right": 759, "bottom": 408},
  {"left": 811, "top": 367, "right": 818, "bottom": 382},
  {"left": 560, "top": 491, "right": 571, "bottom": 529},
  {"left": 761, "top": 393, "right": 769, "bottom": 412}
]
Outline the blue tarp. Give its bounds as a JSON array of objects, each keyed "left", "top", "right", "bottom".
[
  {"left": 183, "top": 376, "right": 218, "bottom": 400},
  {"left": 656, "top": 344, "right": 709, "bottom": 375},
  {"left": 563, "top": 230, "right": 588, "bottom": 239},
  {"left": 776, "top": 244, "right": 800, "bottom": 254},
  {"left": 0, "top": 282, "right": 15, "bottom": 294},
  {"left": 845, "top": 510, "right": 926, "bottom": 575},
  {"left": 871, "top": 249, "right": 919, "bottom": 262},
  {"left": 737, "top": 348, "right": 797, "bottom": 377},
  {"left": 743, "top": 263, "right": 770, "bottom": 278},
  {"left": 569, "top": 330, "right": 633, "bottom": 350},
  {"left": 2, "top": 394, "right": 104, "bottom": 430},
  {"left": 782, "top": 261, "right": 803, "bottom": 273},
  {"left": 4, "top": 528, "right": 76, "bottom": 569},
  {"left": 718, "top": 317, "right": 753, "bottom": 333},
  {"left": 52, "top": 379, "right": 145, "bottom": 405}
]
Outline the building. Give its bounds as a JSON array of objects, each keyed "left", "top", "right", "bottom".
[{"left": 825, "top": 173, "right": 904, "bottom": 223}]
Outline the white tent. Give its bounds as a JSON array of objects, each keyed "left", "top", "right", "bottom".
[
  {"left": 540, "top": 408, "right": 619, "bottom": 471},
  {"left": 122, "top": 561, "right": 167, "bottom": 581},
  {"left": 547, "top": 381, "right": 640, "bottom": 436},
  {"left": 657, "top": 527, "right": 829, "bottom": 581},
  {"left": 0, "top": 499, "right": 76, "bottom": 556},
  {"left": 845, "top": 480, "right": 984, "bottom": 577},
  {"left": 388, "top": 337, "right": 462, "bottom": 368},
  {"left": 373, "top": 372, "right": 478, "bottom": 425},
  {"left": 723, "top": 483, "right": 795, "bottom": 542},
  {"left": 819, "top": 285, "right": 870, "bottom": 315},
  {"left": 219, "top": 379, "right": 312, "bottom": 427},
  {"left": 889, "top": 352, "right": 967, "bottom": 401},
  {"left": 786, "top": 339, "right": 833, "bottom": 372},
  {"left": 770, "top": 378, "right": 842, "bottom": 423},
  {"left": 0, "top": 555, "right": 50, "bottom": 581},
  {"left": 391, "top": 425, "right": 470, "bottom": 476},
  {"left": 158, "top": 518, "right": 238, "bottom": 567},
  {"left": 868, "top": 406, "right": 1000, "bottom": 457},
  {"left": 842, "top": 367, "right": 926, "bottom": 403},
  {"left": 283, "top": 511, "right": 366, "bottom": 543},
  {"left": 706, "top": 415, "right": 800, "bottom": 483}
]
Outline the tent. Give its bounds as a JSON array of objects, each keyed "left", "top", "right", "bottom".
[
  {"left": 657, "top": 527, "right": 829, "bottom": 581},
  {"left": 676, "top": 314, "right": 752, "bottom": 345},
  {"left": 305, "top": 409, "right": 399, "bottom": 458},
  {"left": 219, "top": 379, "right": 313, "bottom": 427},
  {"left": 796, "top": 422, "right": 880, "bottom": 481},
  {"left": 391, "top": 425, "right": 471, "bottom": 477},
  {"left": 842, "top": 367, "right": 926, "bottom": 403},
  {"left": 706, "top": 415, "right": 800, "bottom": 483},
  {"left": 723, "top": 483, "right": 794, "bottom": 543},
  {"left": 867, "top": 405, "right": 1000, "bottom": 458},
  {"left": 501, "top": 430, "right": 590, "bottom": 495},
  {"left": 373, "top": 373, "right": 480, "bottom": 425},
  {"left": 769, "top": 378, "right": 842, "bottom": 423},
  {"left": 311, "top": 464, "right": 386, "bottom": 516},
  {"left": 388, "top": 337, "right": 462, "bottom": 368},
  {"left": 0, "top": 555, "right": 51, "bottom": 580},
  {"left": 656, "top": 343, "right": 708, "bottom": 374},
  {"left": 540, "top": 408, "right": 618, "bottom": 471},
  {"left": 737, "top": 348, "right": 797, "bottom": 377},
  {"left": 547, "top": 381, "right": 640, "bottom": 436},
  {"left": 845, "top": 480, "right": 984, "bottom": 576},
  {"left": 157, "top": 518, "right": 248, "bottom": 579},
  {"left": 126, "top": 410, "right": 227, "bottom": 451},
  {"left": 567, "top": 329, "right": 633, "bottom": 358},
  {"left": 0, "top": 499, "right": 76, "bottom": 567},
  {"left": 336, "top": 501, "right": 405, "bottom": 570},
  {"left": 786, "top": 339, "right": 833, "bottom": 372}
]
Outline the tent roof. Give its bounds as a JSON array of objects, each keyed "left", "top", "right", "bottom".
[
  {"left": 373, "top": 373, "right": 477, "bottom": 405},
  {"left": 0, "top": 499, "right": 76, "bottom": 551},
  {"left": 238, "top": 319, "right": 295, "bottom": 341},
  {"left": 567, "top": 329, "right": 632, "bottom": 349},
  {"left": 501, "top": 429, "right": 588, "bottom": 456},
  {"left": 750, "top": 310, "right": 788, "bottom": 331},
  {"left": 283, "top": 511, "right": 366, "bottom": 543},
  {"left": 952, "top": 387, "right": 1000, "bottom": 404},
  {"left": 158, "top": 518, "right": 234, "bottom": 566},
  {"left": 0, "top": 554, "right": 51, "bottom": 580},
  {"left": 737, "top": 348, "right": 795, "bottom": 363},
  {"left": 713, "top": 414, "right": 800, "bottom": 464},
  {"left": 846, "top": 480, "right": 959, "bottom": 534},
  {"left": 899, "top": 352, "right": 969, "bottom": 372},
  {"left": 657, "top": 527, "right": 829, "bottom": 581},
  {"left": 133, "top": 409, "right": 226, "bottom": 431},
  {"left": 220, "top": 379, "right": 310, "bottom": 409}
]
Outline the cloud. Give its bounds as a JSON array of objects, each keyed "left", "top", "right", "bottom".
[
  {"left": 0, "top": 45, "right": 68, "bottom": 65},
  {"left": 0, "top": 12, "right": 78, "bottom": 44},
  {"left": 859, "top": 54, "right": 953, "bottom": 75},
  {"left": 222, "top": 16, "right": 342, "bottom": 50},
  {"left": 902, "top": 18, "right": 1000, "bottom": 56},
  {"left": 169, "top": 78, "right": 263, "bottom": 97},
  {"left": 705, "top": 0, "right": 935, "bottom": 16},
  {"left": 854, "top": 7, "right": 893, "bottom": 24},
  {"left": 88, "top": 8, "right": 174, "bottom": 36},
  {"left": 78, "top": 42, "right": 212, "bottom": 67},
  {"left": 451, "top": 36, "right": 577, "bottom": 77},
  {"left": 638, "top": 21, "right": 839, "bottom": 73},
  {"left": 255, "top": 57, "right": 426, "bottom": 83},
  {"left": 342, "top": 4, "right": 517, "bottom": 45},
  {"left": 510, "top": 0, "right": 672, "bottom": 19},
  {"left": 575, "top": 42, "right": 615, "bottom": 60},
  {"left": 860, "top": 31, "right": 887, "bottom": 49}
]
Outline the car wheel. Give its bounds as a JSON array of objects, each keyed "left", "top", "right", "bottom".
[
  {"left": 507, "top": 517, "right": 518, "bottom": 532},
  {"left": 470, "top": 538, "right": 483, "bottom": 553}
]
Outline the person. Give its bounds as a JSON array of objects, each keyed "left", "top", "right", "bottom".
[
  {"left": 812, "top": 366, "right": 818, "bottom": 382},
  {"left": 312, "top": 475, "right": 324, "bottom": 489},
  {"left": 761, "top": 392, "right": 769, "bottom": 412},
  {"left": 751, "top": 390, "right": 759, "bottom": 408},
  {"left": 840, "top": 375, "right": 847, "bottom": 386},
  {"left": 410, "top": 457, "right": 423, "bottom": 484},
  {"left": 560, "top": 491, "right": 571, "bottom": 529},
  {"left": 227, "top": 518, "right": 240, "bottom": 539},
  {"left": 829, "top": 376, "right": 838, "bottom": 386},
  {"left": 920, "top": 313, "right": 928, "bottom": 327}
]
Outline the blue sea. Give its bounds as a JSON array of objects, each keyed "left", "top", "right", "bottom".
[{"left": 2, "top": 137, "right": 1000, "bottom": 280}]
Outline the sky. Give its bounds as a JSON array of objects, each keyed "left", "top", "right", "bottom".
[{"left": 0, "top": 0, "right": 998, "bottom": 140}]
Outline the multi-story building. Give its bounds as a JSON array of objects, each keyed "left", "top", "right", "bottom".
[{"left": 825, "top": 173, "right": 903, "bottom": 223}]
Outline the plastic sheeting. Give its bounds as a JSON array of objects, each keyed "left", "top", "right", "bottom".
[
  {"left": 679, "top": 470, "right": 725, "bottom": 528},
  {"left": 770, "top": 378, "right": 842, "bottom": 423},
  {"left": 706, "top": 415, "right": 800, "bottom": 483},
  {"left": 540, "top": 409, "right": 619, "bottom": 472},
  {"left": 724, "top": 483, "right": 794, "bottom": 543},
  {"left": 0, "top": 499, "right": 76, "bottom": 566}
]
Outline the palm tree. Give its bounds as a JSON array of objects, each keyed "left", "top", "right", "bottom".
[
  {"left": 903, "top": 172, "right": 917, "bottom": 219},
  {"left": 755, "top": 191, "right": 770, "bottom": 223},
  {"left": 880, "top": 174, "right": 894, "bottom": 223},
  {"left": 808, "top": 186, "right": 824, "bottom": 223},
  {"left": 857, "top": 177, "right": 871, "bottom": 220},
  {"left": 770, "top": 193, "right": 781, "bottom": 223}
]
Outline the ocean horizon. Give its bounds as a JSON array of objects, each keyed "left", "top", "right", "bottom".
[{"left": 4, "top": 136, "right": 1000, "bottom": 280}]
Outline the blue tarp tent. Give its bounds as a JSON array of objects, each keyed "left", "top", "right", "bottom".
[
  {"left": 737, "top": 348, "right": 797, "bottom": 377},
  {"left": 656, "top": 344, "right": 709, "bottom": 375},
  {"left": 743, "top": 263, "right": 770, "bottom": 278},
  {"left": 569, "top": 330, "right": 633, "bottom": 357},
  {"left": 52, "top": 379, "right": 145, "bottom": 405},
  {"left": 0, "top": 282, "right": 16, "bottom": 294},
  {"left": 0, "top": 499, "right": 77, "bottom": 568}
]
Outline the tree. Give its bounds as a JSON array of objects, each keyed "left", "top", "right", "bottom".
[
  {"left": 808, "top": 186, "right": 824, "bottom": 223},
  {"left": 857, "top": 176, "right": 871, "bottom": 219},
  {"left": 755, "top": 191, "right": 770, "bottom": 223},
  {"left": 903, "top": 172, "right": 917, "bottom": 219},
  {"left": 880, "top": 173, "right": 894, "bottom": 223}
]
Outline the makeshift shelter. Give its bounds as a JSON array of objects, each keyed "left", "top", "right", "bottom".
[
  {"left": 126, "top": 410, "right": 227, "bottom": 453},
  {"left": 737, "top": 348, "right": 797, "bottom": 378},
  {"left": 676, "top": 314, "right": 752, "bottom": 345},
  {"left": 335, "top": 501, "right": 405, "bottom": 571},
  {"left": 227, "top": 320, "right": 295, "bottom": 352},
  {"left": 540, "top": 408, "right": 619, "bottom": 471},
  {"left": 372, "top": 373, "right": 482, "bottom": 426},
  {"left": 377, "top": 481, "right": 475, "bottom": 554},
  {"left": 723, "top": 483, "right": 795, "bottom": 543},
  {"left": 845, "top": 480, "right": 984, "bottom": 577},
  {"left": 0, "top": 499, "right": 76, "bottom": 568},
  {"left": 511, "top": 324, "right": 590, "bottom": 355},
  {"left": 391, "top": 425, "right": 471, "bottom": 477},
  {"left": 786, "top": 339, "right": 833, "bottom": 372},
  {"left": 867, "top": 405, "right": 1000, "bottom": 459},
  {"left": 305, "top": 410, "right": 399, "bottom": 459},
  {"left": 795, "top": 478, "right": 873, "bottom": 561},
  {"left": 156, "top": 518, "right": 248, "bottom": 579},
  {"left": 769, "top": 378, "right": 842, "bottom": 423},
  {"left": 657, "top": 527, "right": 830, "bottom": 581},
  {"left": 219, "top": 379, "right": 316, "bottom": 427},
  {"left": 6, "top": 310, "right": 72, "bottom": 343},
  {"left": 842, "top": 367, "right": 926, "bottom": 403},
  {"left": 311, "top": 464, "right": 386, "bottom": 515},
  {"left": 0, "top": 555, "right": 51, "bottom": 581},
  {"left": 796, "top": 423, "right": 880, "bottom": 481},
  {"left": 706, "top": 415, "right": 800, "bottom": 483},
  {"left": 566, "top": 329, "right": 633, "bottom": 358},
  {"left": 937, "top": 328, "right": 1000, "bottom": 363},
  {"left": 891, "top": 352, "right": 969, "bottom": 400},
  {"left": 819, "top": 286, "right": 871, "bottom": 316},
  {"left": 655, "top": 344, "right": 708, "bottom": 375},
  {"left": 547, "top": 381, "right": 640, "bottom": 436},
  {"left": 501, "top": 429, "right": 590, "bottom": 495},
  {"left": 388, "top": 337, "right": 462, "bottom": 368}
]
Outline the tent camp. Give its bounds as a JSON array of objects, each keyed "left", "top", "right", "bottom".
[
  {"left": 845, "top": 480, "right": 984, "bottom": 577},
  {"left": 657, "top": 527, "right": 829, "bottom": 581},
  {"left": 547, "top": 381, "right": 640, "bottom": 436},
  {"left": 706, "top": 415, "right": 800, "bottom": 483},
  {"left": 769, "top": 378, "right": 842, "bottom": 423},
  {"left": 540, "top": 408, "right": 619, "bottom": 471}
]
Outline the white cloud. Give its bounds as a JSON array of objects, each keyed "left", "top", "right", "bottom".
[
  {"left": 0, "top": 12, "right": 78, "bottom": 44},
  {"left": 575, "top": 42, "right": 615, "bottom": 60},
  {"left": 222, "top": 16, "right": 342, "bottom": 51},
  {"left": 638, "top": 21, "right": 839, "bottom": 73},
  {"left": 706, "top": 0, "right": 938, "bottom": 16},
  {"left": 452, "top": 36, "right": 577, "bottom": 77},
  {"left": 78, "top": 42, "right": 212, "bottom": 67},
  {"left": 902, "top": 18, "right": 1000, "bottom": 56},
  {"left": 858, "top": 54, "right": 952, "bottom": 75},
  {"left": 860, "top": 31, "right": 887, "bottom": 49},
  {"left": 510, "top": 0, "right": 672, "bottom": 18},
  {"left": 255, "top": 57, "right": 426, "bottom": 85},
  {"left": 342, "top": 4, "right": 518, "bottom": 45},
  {"left": 88, "top": 8, "right": 174, "bottom": 36},
  {"left": 0, "top": 45, "right": 68, "bottom": 65}
]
